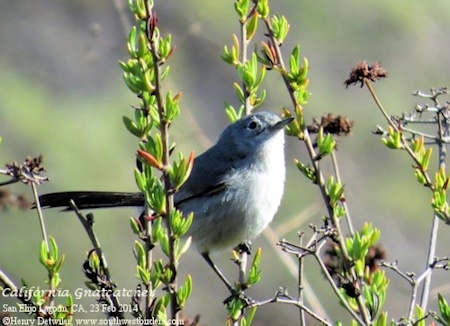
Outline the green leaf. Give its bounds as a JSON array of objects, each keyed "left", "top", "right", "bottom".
[
  {"left": 246, "top": 13, "right": 258, "bottom": 41},
  {"left": 435, "top": 167, "right": 449, "bottom": 190},
  {"left": 49, "top": 237, "right": 59, "bottom": 262},
  {"left": 134, "top": 0, "right": 147, "bottom": 19},
  {"left": 123, "top": 116, "right": 143, "bottom": 138},
  {"left": 382, "top": 127, "right": 403, "bottom": 149},
  {"left": 221, "top": 45, "right": 234, "bottom": 65},
  {"left": 233, "top": 82, "right": 246, "bottom": 104},
  {"left": 159, "top": 231, "right": 170, "bottom": 257},
  {"left": 169, "top": 152, "right": 194, "bottom": 190},
  {"left": 227, "top": 297, "right": 245, "bottom": 321},
  {"left": 141, "top": 132, "right": 163, "bottom": 164},
  {"left": 363, "top": 286, "right": 375, "bottom": 317},
  {"left": 234, "top": 0, "right": 249, "bottom": 20},
  {"left": 137, "top": 33, "right": 148, "bottom": 58},
  {"left": 415, "top": 305, "right": 426, "bottom": 326},
  {"left": 130, "top": 217, "right": 142, "bottom": 237},
  {"left": 160, "top": 66, "right": 171, "bottom": 80},
  {"left": 317, "top": 128, "right": 336, "bottom": 158},
  {"left": 145, "top": 179, "right": 166, "bottom": 214},
  {"left": 52, "top": 272, "right": 62, "bottom": 289},
  {"left": 437, "top": 293, "right": 450, "bottom": 323},
  {"left": 177, "top": 275, "right": 193, "bottom": 308},
  {"left": 289, "top": 45, "right": 300, "bottom": 76},
  {"left": 177, "top": 212, "right": 193, "bottom": 238},
  {"left": 299, "top": 56, "right": 309, "bottom": 81},
  {"left": 256, "top": 0, "right": 269, "bottom": 18},
  {"left": 295, "top": 159, "right": 315, "bottom": 181},
  {"left": 421, "top": 147, "right": 432, "bottom": 170},
  {"left": 177, "top": 236, "right": 192, "bottom": 260},
  {"left": 241, "top": 306, "right": 257, "bottom": 326},
  {"left": 411, "top": 135, "right": 424, "bottom": 153},
  {"left": 39, "top": 240, "right": 48, "bottom": 266},
  {"left": 134, "top": 167, "right": 147, "bottom": 192},
  {"left": 127, "top": 26, "right": 138, "bottom": 57},
  {"left": 54, "top": 254, "right": 65, "bottom": 273},
  {"left": 333, "top": 205, "right": 346, "bottom": 218},
  {"left": 247, "top": 248, "right": 262, "bottom": 285},
  {"left": 225, "top": 103, "right": 244, "bottom": 123},
  {"left": 326, "top": 176, "right": 344, "bottom": 207},
  {"left": 164, "top": 91, "right": 181, "bottom": 122},
  {"left": 283, "top": 107, "right": 303, "bottom": 138},
  {"left": 221, "top": 34, "right": 240, "bottom": 66},
  {"left": 374, "top": 311, "right": 387, "bottom": 326},
  {"left": 123, "top": 72, "right": 141, "bottom": 93},
  {"left": 134, "top": 240, "right": 146, "bottom": 269},
  {"left": 414, "top": 168, "right": 427, "bottom": 185},
  {"left": 156, "top": 302, "right": 169, "bottom": 326},
  {"left": 253, "top": 59, "right": 266, "bottom": 89},
  {"left": 143, "top": 68, "right": 156, "bottom": 92},
  {"left": 136, "top": 265, "right": 150, "bottom": 285},
  {"left": 159, "top": 35, "right": 172, "bottom": 59},
  {"left": 252, "top": 89, "right": 266, "bottom": 108},
  {"left": 152, "top": 216, "right": 163, "bottom": 243},
  {"left": 271, "top": 15, "right": 290, "bottom": 43},
  {"left": 118, "top": 60, "right": 131, "bottom": 73},
  {"left": 168, "top": 209, "right": 183, "bottom": 237}
]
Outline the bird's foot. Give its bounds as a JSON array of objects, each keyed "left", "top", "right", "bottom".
[
  {"left": 234, "top": 241, "right": 252, "bottom": 255},
  {"left": 223, "top": 289, "right": 254, "bottom": 307}
]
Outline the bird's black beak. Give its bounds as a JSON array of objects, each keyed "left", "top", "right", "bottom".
[{"left": 271, "top": 116, "right": 294, "bottom": 131}]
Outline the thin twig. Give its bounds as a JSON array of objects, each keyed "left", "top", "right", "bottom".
[
  {"left": 420, "top": 95, "right": 448, "bottom": 310},
  {"left": 31, "top": 183, "right": 49, "bottom": 248},
  {"left": 277, "top": 236, "right": 365, "bottom": 324},
  {"left": 297, "top": 233, "right": 306, "bottom": 326},
  {"left": 364, "top": 79, "right": 433, "bottom": 187},
  {"left": 0, "top": 270, "right": 36, "bottom": 307},
  {"left": 380, "top": 261, "right": 415, "bottom": 285},
  {"left": 263, "top": 227, "right": 330, "bottom": 319},
  {"left": 404, "top": 119, "right": 438, "bottom": 124},
  {"left": 400, "top": 127, "right": 440, "bottom": 141},
  {"left": 248, "top": 290, "right": 331, "bottom": 325},
  {"left": 69, "top": 200, "right": 125, "bottom": 320},
  {"left": 419, "top": 215, "right": 440, "bottom": 311}
]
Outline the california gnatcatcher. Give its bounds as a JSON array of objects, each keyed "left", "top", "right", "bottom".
[{"left": 37, "top": 111, "right": 293, "bottom": 292}]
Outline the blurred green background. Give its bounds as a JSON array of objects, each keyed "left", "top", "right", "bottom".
[{"left": 1, "top": 0, "right": 450, "bottom": 324}]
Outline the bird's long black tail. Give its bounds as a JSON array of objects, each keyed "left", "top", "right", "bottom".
[{"left": 36, "top": 191, "right": 145, "bottom": 211}]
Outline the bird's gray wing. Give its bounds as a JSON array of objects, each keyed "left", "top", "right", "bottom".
[{"left": 174, "top": 145, "right": 234, "bottom": 206}]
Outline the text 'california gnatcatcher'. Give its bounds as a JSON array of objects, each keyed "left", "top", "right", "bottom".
[{"left": 37, "top": 111, "right": 293, "bottom": 292}]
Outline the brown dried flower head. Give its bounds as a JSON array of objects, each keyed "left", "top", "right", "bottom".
[
  {"left": 345, "top": 61, "right": 388, "bottom": 88},
  {"left": 4, "top": 155, "right": 48, "bottom": 185},
  {"left": 307, "top": 113, "right": 355, "bottom": 136}
]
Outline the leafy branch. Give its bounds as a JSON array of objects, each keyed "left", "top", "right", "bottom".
[
  {"left": 120, "top": 0, "right": 193, "bottom": 322},
  {"left": 346, "top": 62, "right": 450, "bottom": 324}
]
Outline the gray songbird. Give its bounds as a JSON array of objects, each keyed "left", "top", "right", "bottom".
[{"left": 37, "top": 112, "right": 293, "bottom": 291}]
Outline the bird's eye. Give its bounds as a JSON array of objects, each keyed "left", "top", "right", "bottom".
[{"left": 247, "top": 120, "right": 259, "bottom": 130}]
